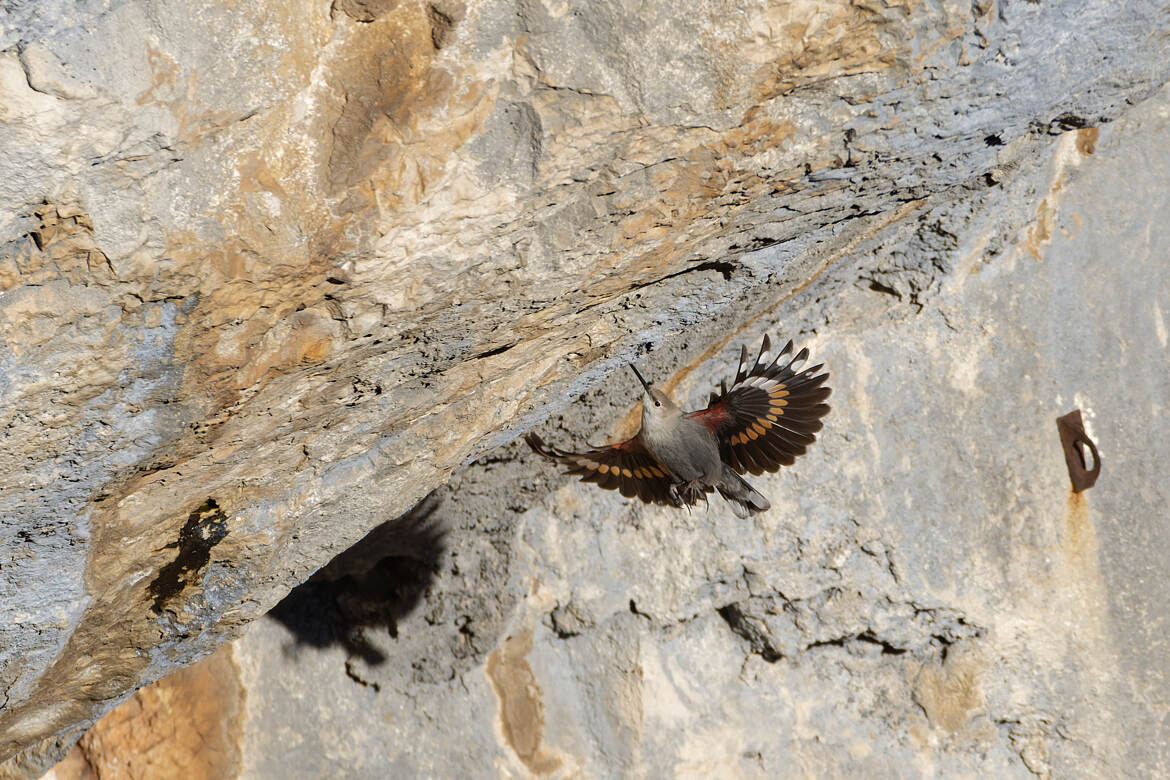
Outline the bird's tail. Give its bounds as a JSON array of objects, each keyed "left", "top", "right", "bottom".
[{"left": 716, "top": 465, "right": 771, "bottom": 518}]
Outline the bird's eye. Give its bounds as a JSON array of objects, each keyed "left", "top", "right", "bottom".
[{"left": 654, "top": 401, "right": 661, "bottom": 407}]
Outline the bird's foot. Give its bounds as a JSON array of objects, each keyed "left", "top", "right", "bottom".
[{"left": 670, "top": 480, "right": 706, "bottom": 507}]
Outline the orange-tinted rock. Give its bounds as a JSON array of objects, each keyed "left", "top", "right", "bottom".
[{"left": 43, "top": 647, "right": 242, "bottom": 780}]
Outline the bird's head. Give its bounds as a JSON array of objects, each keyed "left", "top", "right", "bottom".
[{"left": 629, "top": 364, "right": 679, "bottom": 425}]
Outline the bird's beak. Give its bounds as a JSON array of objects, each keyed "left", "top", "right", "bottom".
[{"left": 629, "top": 364, "right": 652, "bottom": 394}]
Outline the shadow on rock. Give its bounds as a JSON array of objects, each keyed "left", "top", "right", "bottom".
[{"left": 266, "top": 491, "right": 446, "bottom": 666}]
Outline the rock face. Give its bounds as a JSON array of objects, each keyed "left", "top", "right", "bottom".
[
  {"left": 43, "top": 646, "right": 241, "bottom": 780},
  {"left": 228, "top": 91, "right": 1170, "bottom": 778},
  {"left": 2, "top": 0, "right": 1169, "bottom": 775}
]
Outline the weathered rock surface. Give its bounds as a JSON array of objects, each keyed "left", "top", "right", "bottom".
[
  {"left": 224, "top": 87, "right": 1170, "bottom": 778},
  {"left": 42, "top": 646, "right": 241, "bottom": 780},
  {"left": 2, "top": 0, "right": 1169, "bottom": 774}
]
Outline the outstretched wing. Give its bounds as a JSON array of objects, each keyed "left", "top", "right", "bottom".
[
  {"left": 525, "top": 433, "right": 682, "bottom": 506},
  {"left": 688, "top": 335, "right": 831, "bottom": 476}
]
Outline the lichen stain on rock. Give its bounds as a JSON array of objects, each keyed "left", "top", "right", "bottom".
[
  {"left": 149, "top": 498, "right": 230, "bottom": 616},
  {"left": 319, "top": 4, "right": 487, "bottom": 206},
  {"left": 612, "top": 117, "right": 799, "bottom": 247},
  {"left": 486, "top": 630, "right": 562, "bottom": 775},
  {"left": 332, "top": 0, "right": 402, "bottom": 24},
  {"left": 115, "top": 12, "right": 344, "bottom": 415},
  {"left": 152, "top": 2, "right": 491, "bottom": 416},
  {"left": 136, "top": 42, "right": 182, "bottom": 109},
  {"left": 537, "top": 2, "right": 932, "bottom": 305},
  {"left": 1075, "top": 127, "right": 1100, "bottom": 157},
  {"left": 1026, "top": 130, "right": 1098, "bottom": 260},
  {"left": 426, "top": 2, "right": 465, "bottom": 50},
  {"left": 913, "top": 645, "right": 987, "bottom": 733},
  {"left": 742, "top": 0, "right": 912, "bottom": 102},
  {"left": 13, "top": 202, "right": 114, "bottom": 288},
  {"left": 1025, "top": 196, "right": 1057, "bottom": 260},
  {"left": 49, "top": 644, "right": 244, "bottom": 780},
  {"left": 233, "top": 307, "right": 343, "bottom": 389}
]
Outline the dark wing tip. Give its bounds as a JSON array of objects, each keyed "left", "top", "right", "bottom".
[
  {"left": 717, "top": 336, "right": 833, "bottom": 475},
  {"left": 735, "top": 344, "right": 750, "bottom": 384},
  {"left": 757, "top": 334, "right": 771, "bottom": 369},
  {"left": 526, "top": 432, "right": 684, "bottom": 508},
  {"left": 525, "top": 433, "right": 558, "bottom": 459}
]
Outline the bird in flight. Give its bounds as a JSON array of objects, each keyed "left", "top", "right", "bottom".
[{"left": 526, "top": 335, "right": 831, "bottom": 517}]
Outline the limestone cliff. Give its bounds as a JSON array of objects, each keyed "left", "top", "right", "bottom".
[{"left": 2, "top": 0, "right": 1169, "bottom": 775}]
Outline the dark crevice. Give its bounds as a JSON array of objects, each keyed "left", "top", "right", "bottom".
[
  {"left": 628, "top": 599, "right": 652, "bottom": 620},
  {"left": 426, "top": 3, "right": 458, "bottom": 50},
  {"left": 627, "top": 260, "right": 738, "bottom": 294},
  {"left": 806, "top": 631, "right": 908, "bottom": 655},
  {"left": 690, "top": 260, "right": 737, "bottom": 279},
  {"left": 741, "top": 235, "right": 785, "bottom": 253},
  {"left": 344, "top": 660, "right": 382, "bottom": 691},
  {"left": 472, "top": 342, "right": 518, "bottom": 360},
  {"left": 455, "top": 615, "right": 478, "bottom": 657},
  {"left": 717, "top": 604, "right": 783, "bottom": 663},
  {"left": 550, "top": 623, "right": 580, "bottom": 640},
  {"left": 912, "top": 604, "right": 987, "bottom": 647},
  {"left": 548, "top": 603, "right": 590, "bottom": 638},
  {"left": 865, "top": 278, "right": 903, "bottom": 298},
  {"left": 1050, "top": 112, "right": 1088, "bottom": 130}
]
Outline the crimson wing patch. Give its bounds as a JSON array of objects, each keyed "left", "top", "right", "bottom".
[
  {"left": 524, "top": 433, "right": 687, "bottom": 506},
  {"left": 689, "top": 335, "right": 831, "bottom": 475}
]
